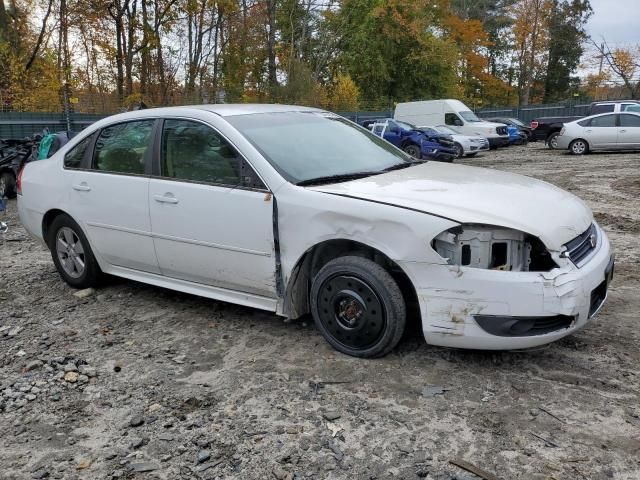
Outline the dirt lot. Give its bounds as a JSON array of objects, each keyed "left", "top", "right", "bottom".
[{"left": 1, "top": 143, "right": 639, "bottom": 480}]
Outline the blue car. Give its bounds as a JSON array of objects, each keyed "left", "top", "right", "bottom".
[
  {"left": 369, "top": 119, "right": 456, "bottom": 162},
  {"left": 506, "top": 125, "right": 528, "bottom": 145}
]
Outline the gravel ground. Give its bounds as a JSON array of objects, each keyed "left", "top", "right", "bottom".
[{"left": 1, "top": 143, "right": 639, "bottom": 480}]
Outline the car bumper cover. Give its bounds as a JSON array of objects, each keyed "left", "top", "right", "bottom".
[{"left": 399, "top": 226, "right": 614, "bottom": 350}]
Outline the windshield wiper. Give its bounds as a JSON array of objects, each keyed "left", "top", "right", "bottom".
[
  {"left": 296, "top": 171, "right": 382, "bottom": 186},
  {"left": 382, "top": 160, "right": 425, "bottom": 172}
]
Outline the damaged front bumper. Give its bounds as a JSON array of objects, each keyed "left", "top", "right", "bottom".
[{"left": 400, "top": 226, "right": 614, "bottom": 350}]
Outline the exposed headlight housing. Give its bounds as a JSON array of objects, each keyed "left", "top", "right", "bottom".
[{"left": 432, "top": 225, "right": 557, "bottom": 272}]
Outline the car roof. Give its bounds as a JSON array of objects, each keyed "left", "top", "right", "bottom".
[{"left": 95, "top": 104, "right": 324, "bottom": 123}]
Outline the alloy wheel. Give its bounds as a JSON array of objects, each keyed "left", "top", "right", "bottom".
[
  {"left": 55, "top": 227, "right": 86, "bottom": 278},
  {"left": 571, "top": 140, "right": 587, "bottom": 155}
]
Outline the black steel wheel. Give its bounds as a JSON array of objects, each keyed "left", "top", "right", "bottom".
[{"left": 311, "top": 256, "right": 406, "bottom": 358}]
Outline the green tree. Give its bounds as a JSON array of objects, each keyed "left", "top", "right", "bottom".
[{"left": 543, "top": 0, "right": 592, "bottom": 102}]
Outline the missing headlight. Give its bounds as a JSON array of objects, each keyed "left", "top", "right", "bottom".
[{"left": 432, "top": 225, "right": 557, "bottom": 272}]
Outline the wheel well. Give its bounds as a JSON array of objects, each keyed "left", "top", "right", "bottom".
[
  {"left": 42, "top": 209, "right": 68, "bottom": 245},
  {"left": 400, "top": 139, "right": 417, "bottom": 149},
  {"left": 283, "top": 239, "right": 420, "bottom": 326}
]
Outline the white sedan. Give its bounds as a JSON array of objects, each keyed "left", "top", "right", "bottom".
[
  {"left": 430, "top": 125, "right": 490, "bottom": 158},
  {"left": 557, "top": 112, "right": 640, "bottom": 154},
  {"left": 17, "top": 105, "right": 614, "bottom": 357}
]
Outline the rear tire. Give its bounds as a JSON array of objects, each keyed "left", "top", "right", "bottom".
[
  {"left": 0, "top": 172, "right": 16, "bottom": 199},
  {"left": 547, "top": 132, "right": 560, "bottom": 149},
  {"left": 310, "top": 256, "right": 406, "bottom": 358},
  {"left": 569, "top": 139, "right": 589, "bottom": 155},
  {"left": 48, "top": 214, "right": 102, "bottom": 289}
]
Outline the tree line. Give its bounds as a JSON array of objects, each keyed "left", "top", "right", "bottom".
[{"left": 1, "top": 0, "right": 636, "bottom": 114}]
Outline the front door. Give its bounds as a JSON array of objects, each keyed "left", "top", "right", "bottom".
[
  {"left": 617, "top": 114, "right": 640, "bottom": 149},
  {"left": 148, "top": 118, "right": 276, "bottom": 297},
  {"left": 69, "top": 119, "right": 160, "bottom": 274}
]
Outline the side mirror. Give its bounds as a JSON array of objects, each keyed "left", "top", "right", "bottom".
[{"left": 455, "top": 119, "right": 463, "bottom": 127}]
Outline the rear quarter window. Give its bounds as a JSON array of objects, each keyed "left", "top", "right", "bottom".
[{"left": 63, "top": 136, "right": 93, "bottom": 169}]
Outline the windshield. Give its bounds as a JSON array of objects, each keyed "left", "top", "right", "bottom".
[
  {"left": 394, "top": 120, "right": 417, "bottom": 131},
  {"left": 508, "top": 118, "right": 525, "bottom": 127},
  {"left": 460, "top": 110, "right": 481, "bottom": 122},
  {"left": 226, "top": 111, "right": 411, "bottom": 184}
]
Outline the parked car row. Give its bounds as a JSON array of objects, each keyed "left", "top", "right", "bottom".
[
  {"left": 361, "top": 99, "right": 532, "bottom": 161},
  {"left": 529, "top": 100, "right": 640, "bottom": 149}
]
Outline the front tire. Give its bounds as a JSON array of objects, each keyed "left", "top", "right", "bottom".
[
  {"left": 0, "top": 172, "right": 16, "bottom": 199},
  {"left": 453, "top": 143, "right": 464, "bottom": 158},
  {"left": 547, "top": 132, "right": 560, "bottom": 149},
  {"left": 48, "top": 214, "right": 102, "bottom": 289},
  {"left": 310, "top": 256, "right": 406, "bottom": 358},
  {"left": 402, "top": 144, "right": 421, "bottom": 159},
  {"left": 569, "top": 139, "right": 589, "bottom": 155}
]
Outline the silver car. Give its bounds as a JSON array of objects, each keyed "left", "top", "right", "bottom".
[{"left": 557, "top": 112, "right": 640, "bottom": 155}]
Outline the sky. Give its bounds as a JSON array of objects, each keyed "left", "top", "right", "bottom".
[{"left": 586, "top": 0, "right": 640, "bottom": 46}]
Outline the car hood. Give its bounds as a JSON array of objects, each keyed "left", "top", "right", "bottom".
[{"left": 309, "top": 162, "right": 592, "bottom": 250}]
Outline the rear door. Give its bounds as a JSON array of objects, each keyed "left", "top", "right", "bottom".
[
  {"left": 617, "top": 114, "right": 640, "bottom": 149},
  {"left": 584, "top": 114, "right": 618, "bottom": 148},
  {"left": 148, "top": 118, "right": 276, "bottom": 297},
  {"left": 69, "top": 119, "right": 160, "bottom": 273}
]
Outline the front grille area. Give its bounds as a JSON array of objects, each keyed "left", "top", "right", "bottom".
[
  {"left": 563, "top": 223, "right": 597, "bottom": 266},
  {"left": 496, "top": 126, "right": 508, "bottom": 135}
]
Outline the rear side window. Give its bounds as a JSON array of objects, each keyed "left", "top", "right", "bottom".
[
  {"left": 589, "top": 115, "right": 616, "bottom": 127},
  {"left": 620, "top": 114, "right": 640, "bottom": 127},
  {"left": 64, "top": 135, "right": 92, "bottom": 169},
  {"left": 591, "top": 104, "right": 615, "bottom": 115},
  {"left": 577, "top": 119, "right": 591, "bottom": 127},
  {"left": 93, "top": 120, "right": 154, "bottom": 174}
]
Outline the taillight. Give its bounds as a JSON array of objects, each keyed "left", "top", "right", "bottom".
[
  {"left": 16, "top": 167, "right": 24, "bottom": 195},
  {"left": 530, "top": 121, "right": 539, "bottom": 129}
]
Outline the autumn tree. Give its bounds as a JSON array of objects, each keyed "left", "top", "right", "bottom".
[{"left": 591, "top": 41, "right": 640, "bottom": 99}]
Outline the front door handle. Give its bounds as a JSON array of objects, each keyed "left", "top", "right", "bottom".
[
  {"left": 154, "top": 194, "right": 179, "bottom": 204},
  {"left": 72, "top": 183, "right": 91, "bottom": 192},
  {"left": 619, "top": 129, "right": 627, "bottom": 133}
]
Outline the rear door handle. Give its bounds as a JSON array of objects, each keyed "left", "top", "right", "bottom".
[
  {"left": 619, "top": 129, "right": 627, "bottom": 133},
  {"left": 72, "top": 183, "right": 91, "bottom": 192},
  {"left": 153, "top": 194, "right": 179, "bottom": 204}
]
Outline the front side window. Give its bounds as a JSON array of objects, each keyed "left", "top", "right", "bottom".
[
  {"left": 590, "top": 115, "right": 616, "bottom": 127},
  {"left": 445, "top": 113, "right": 463, "bottom": 126},
  {"left": 94, "top": 120, "right": 154, "bottom": 174},
  {"left": 64, "top": 135, "right": 92, "bottom": 169},
  {"left": 619, "top": 114, "right": 640, "bottom": 127},
  {"left": 161, "top": 119, "right": 245, "bottom": 187},
  {"left": 226, "top": 112, "right": 410, "bottom": 185}
]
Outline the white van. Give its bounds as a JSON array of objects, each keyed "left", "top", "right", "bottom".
[{"left": 394, "top": 99, "right": 510, "bottom": 148}]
